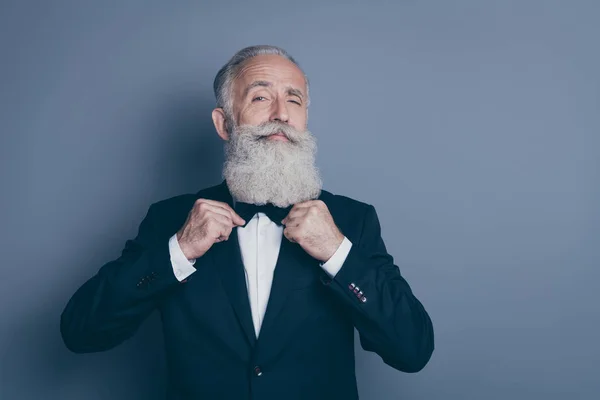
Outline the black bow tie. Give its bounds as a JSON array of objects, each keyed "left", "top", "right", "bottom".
[{"left": 234, "top": 201, "right": 292, "bottom": 227}]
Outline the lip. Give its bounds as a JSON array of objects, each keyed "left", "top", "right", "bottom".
[{"left": 268, "top": 132, "right": 289, "bottom": 141}]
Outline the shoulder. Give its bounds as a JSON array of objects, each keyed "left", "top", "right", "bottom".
[
  {"left": 141, "top": 182, "right": 224, "bottom": 234},
  {"left": 319, "top": 188, "right": 373, "bottom": 212},
  {"left": 149, "top": 181, "right": 223, "bottom": 212},
  {"left": 318, "top": 188, "right": 377, "bottom": 231}
]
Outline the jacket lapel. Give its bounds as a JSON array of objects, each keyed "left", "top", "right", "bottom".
[
  {"left": 255, "top": 191, "right": 328, "bottom": 349},
  {"left": 211, "top": 228, "right": 257, "bottom": 347},
  {"left": 203, "top": 180, "right": 327, "bottom": 351},
  {"left": 255, "top": 236, "right": 319, "bottom": 346},
  {"left": 202, "top": 180, "right": 257, "bottom": 347}
]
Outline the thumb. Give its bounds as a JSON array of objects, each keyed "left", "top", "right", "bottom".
[{"left": 232, "top": 211, "right": 246, "bottom": 226}]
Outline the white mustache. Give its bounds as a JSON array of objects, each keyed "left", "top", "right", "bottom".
[{"left": 242, "top": 122, "right": 302, "bottom": 143}]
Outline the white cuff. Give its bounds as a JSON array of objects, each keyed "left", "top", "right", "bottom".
[
  {"left": 319, "top": 236, "right": 352, "bottom": 278},
  {"left": 168, "top": 233, "right": 197, "bottom": 281}
]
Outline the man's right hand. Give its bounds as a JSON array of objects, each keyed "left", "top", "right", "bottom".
[{"left": 176, "top": 198, "right": 246, "bottom": 260}]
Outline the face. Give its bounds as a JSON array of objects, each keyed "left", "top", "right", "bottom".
[
  {"left": 216, "top": 53, "right": 321, "bottom": 207},
  {"left": 213, "top": 54, "right": 308, "bottom": 141}
]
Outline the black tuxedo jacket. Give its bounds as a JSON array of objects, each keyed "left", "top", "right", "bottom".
[{"left": 61, "top": 180, "right": 434, "bottom": 399}]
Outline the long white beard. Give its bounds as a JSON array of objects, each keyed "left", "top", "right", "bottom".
[{"left": 222, "top": 121, "right": 322, "bottom": 208}]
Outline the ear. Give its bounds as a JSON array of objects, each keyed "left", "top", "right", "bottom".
[{"left": 212, "top": 108, "right": 230, "bottom": 141}]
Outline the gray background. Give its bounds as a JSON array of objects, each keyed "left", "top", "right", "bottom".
[{"left": 1, "top": 0, "right": 598, "bottom": 399}]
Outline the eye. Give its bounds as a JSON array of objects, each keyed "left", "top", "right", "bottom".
[
  {"left": 288, "top": 100, "right": 302, "bottom": 106},
  {"left": 252, "top": 96, "right": 267, "bottom": 102}
]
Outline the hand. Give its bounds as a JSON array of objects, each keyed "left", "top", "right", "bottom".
[
  {"left": 176, "top": 199, "right": 246, "bottom": 260},
  {"left": 281, "top": 200, "right": 345, "bottom": 262}
]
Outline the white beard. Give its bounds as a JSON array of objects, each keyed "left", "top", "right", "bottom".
[{"left": 222, "top": 121, "right": 322, "bottom": 208}]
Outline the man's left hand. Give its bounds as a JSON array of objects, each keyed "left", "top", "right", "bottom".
[{"left": 281, "top": 200, "right": 345, "bottom": 262}]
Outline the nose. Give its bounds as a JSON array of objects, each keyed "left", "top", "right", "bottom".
[{"left": 269, "top": 97, "right": 289, "bottom": 124}]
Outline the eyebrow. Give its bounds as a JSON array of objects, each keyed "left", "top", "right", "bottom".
[
  {"left": 243, "top": 80, "right": 271, "bottom": 98},
  {"left": 287, "top": 87, "right": 305, "bottom": 100},
  {"left": 243, "top": 80, "right": 305, "bottom": 101}
]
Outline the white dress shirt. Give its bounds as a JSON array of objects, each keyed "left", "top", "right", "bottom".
[{"left": 168, "top": 209, "right": 353, "bottom": 338}]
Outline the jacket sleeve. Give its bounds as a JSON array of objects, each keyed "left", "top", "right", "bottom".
[
  {"left": 60, "top": 204, "right": 182, "bottom": 353},
  {"left": 326, "top": 204, "right": 434, "bottom": 372}
]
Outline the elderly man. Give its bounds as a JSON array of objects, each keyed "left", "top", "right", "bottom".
[{"left": 60, "top": 45, "right": 434, "bottom": 399}]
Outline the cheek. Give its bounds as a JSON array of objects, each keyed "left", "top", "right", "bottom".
[
  {"left": 289, "top": 109, "right": 307, "bottom": 130},
  {"left": 239, "top": 107, "right": 269, "bottom": 126}
]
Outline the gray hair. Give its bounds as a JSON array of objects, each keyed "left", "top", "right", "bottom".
[{"left": 213, "top": 45, "right": 310, "bottom": 124}]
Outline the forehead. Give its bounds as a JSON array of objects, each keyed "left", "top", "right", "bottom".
[{"left": 233, "top": 54, "right": 307, "bottom": 94}]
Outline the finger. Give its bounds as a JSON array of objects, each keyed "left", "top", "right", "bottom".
[
  {"left": 283, "top": 227, "right": 292, "bottom": 242},
  {"left": 281, "top": 215, "right": 301, "bottom": 227},
  {"left": 209, "top": 200, "right": 246, "bottom": 225},
  {"left": 282, "top": 208, "right": 308, "bottom": 225},
  {"left": 211, "top": 219, "right": 233, "bottom": 241},
  {"left": 198, "top": 205, "right": 235, "bottom": 228},
  {"left": 209, "top": 212, "right": 235, "bottom": 227},
  {"left": 197, "top": 200, "right": 246, "bottom": 226},
  {"left": 215, "top": 233, "right": 230, "bottom": 242},
  {"left": 215, "top": 221, "right": 234, "bottom": 240},
  {"left": 290, "top": 200, "right": 320, "bottom": 210},
  {"left": 283, "top": 226, "right": 298, "bottom": 243}
]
